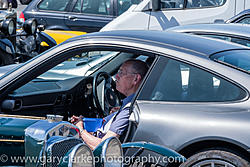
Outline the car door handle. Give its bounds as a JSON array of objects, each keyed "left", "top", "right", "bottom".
[{"left": 68, "top": 16, "right": 77, "bottom": 21}]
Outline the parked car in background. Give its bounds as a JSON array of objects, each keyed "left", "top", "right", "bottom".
[
  {"left": 101, "top": 0, "right": 250, "bottom": 31},
  {"left": 20, "top": 0, "right": 141, "bottom": 32},
  {"left": 226, "top": 9, "right": 250, "bottom": 24},
  {"left": 168, "top": 23, "right": 250, "bottom": 47},
  {"left": 0, "top": 30, "right": 249, "bottom": 166}
]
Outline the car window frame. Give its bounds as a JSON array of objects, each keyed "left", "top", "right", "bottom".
[
  {"left": 235, "top": 16, "right": 250, "bottom": 24},
  {"left": 37, "top": 0, "right": 73, "bottom": 12},
  {"left": 159, "top": 0, "right": 227, "bottom": 10},
  {"left": 138, "top": 54, "right": 248, "bottom": 103}
]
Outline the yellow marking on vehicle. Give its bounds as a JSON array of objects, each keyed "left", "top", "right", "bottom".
[{"left": 42, "top": 30, "right": 87, "bottom": 46}]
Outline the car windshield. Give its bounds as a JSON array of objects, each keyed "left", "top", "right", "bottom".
[
  {"left": 36, "top": 51, "right": 118, "bottom": 80},
  {"left": 210, "top": 50, "right": 250, "bottom": 74}
]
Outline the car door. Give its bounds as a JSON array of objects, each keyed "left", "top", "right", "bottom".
[
  {"left": 131, "top": 55, "right": 249, "bottom": 150},
  {"left": 149, "top": 0, "right": 237, "bottom": 30},
  {"left": 65, "top": 0, "right": 115, "bottom": 32},
  {"left": 33, "top": 0, "right": 72, "bottom": 30}
]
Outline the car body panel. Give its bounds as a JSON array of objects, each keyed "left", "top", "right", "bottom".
[
  {"left": 43, "top": 30, "right": 87, "bottom": 44},
  {"left": 0, "top": 115, "right": 39, "bottom": 137},
  {"left": 101, "top": 0, "right": 250, "bottom": 31},
  {"left": 168, "top": 23, "right": 250, "bottom": 47},
  {"left": 122, "top": 142, "right": 186, "bottom": 162},
  {"left": 133, "top": 101, "right": 250, "bottom": 151},
  {"left": 168, "top": 23, "right": 250, "bottom": 38},
  {"left": 22, "top": 0, "right": 141, "bottom": 32}
]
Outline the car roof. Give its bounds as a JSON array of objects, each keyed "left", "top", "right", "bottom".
[
  {"left": 238, "top": 9, "right": 250, "bottom": 15},
  {"left": 167, "top": 23, "right": 250, "bottom": 38},
  {"left": 226, "top": 9, "right": 250, "bottom": 23},
  {"left": 65, "top": 30, "right": 247, "bottom": 57}
]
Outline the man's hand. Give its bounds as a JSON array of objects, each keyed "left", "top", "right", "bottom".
[
  {"left": 70, "top": 115, "right": 84, "bottom": 131},
  {"left": 110, "top": 106, "right": 120, "bottom": 114}
]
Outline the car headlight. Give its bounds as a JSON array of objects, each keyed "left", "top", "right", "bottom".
[
  {"left": 23, "top": 18, "right": 37, "bottom": 35},
  {"left": 102, "top": 137, "right": 123, "bottom": 167},
  {"left": 1, "top": 18, "right": 15, "bottom": 35},
  {"left": 69, "top": 143, "right": 94, "bottom": 167}
]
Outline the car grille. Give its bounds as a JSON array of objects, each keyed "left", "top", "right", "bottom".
[{"left": 47, "top": 138, "right": 82, "bottom": 167}]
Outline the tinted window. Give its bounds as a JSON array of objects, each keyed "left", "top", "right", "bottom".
[
  {"left": 210, "top": 50, "right": 250, "bottom": 73},
  {"left": 200, "top": 34, "right": 250, "bottom": 47},
  {"left": 38, "top": 0, "right": 70, "bottom": 11},
  {"left": 186, "top": 0, "right": 226, "bottom": 8},
  {"left": 81, "top": 0, "right": 112, "bottom": 15},
  {"left": 160, "top": 0, "right": 184, "bottom": 9},
  {"left": 139, "top": 56, "right": 246, "bottom": 102},
  {"left": 117, "top": 0, "right": 142, "bottom": 15},
  {"left": 72, "top": 0, "right": 81, "bottom": 12},
  {"left": 237, "top": 17, "right": 250, "bottom": 24}
]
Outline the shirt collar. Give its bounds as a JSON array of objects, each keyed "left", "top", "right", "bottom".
[{"left": 121, "top": 93, "right": 135, "bottom": 109}]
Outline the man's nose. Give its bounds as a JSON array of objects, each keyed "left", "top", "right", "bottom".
[{"left": 115, "top": 73, "right": 120, "bottom": 81}]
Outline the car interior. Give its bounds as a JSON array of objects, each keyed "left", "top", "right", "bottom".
[{"left": 0, "top": 50, "right": 155, "bottom": 125}]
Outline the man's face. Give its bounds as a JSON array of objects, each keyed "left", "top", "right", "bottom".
[{"left": 115, "top": 63, "right": 136, "bottom": 96}]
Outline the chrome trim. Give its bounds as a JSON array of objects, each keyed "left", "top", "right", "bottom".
[
  {"left": 0, "top": 114, "right": 45, "bottom": 120},
  {"left": 68, "top": 143, "right": 94, "bottom": 167},
  {"left": 101, "top": 137, "right": 123, "bottom": 166},
  {"left": 0, "top": 139, "right": 24, "bottom": 142}
]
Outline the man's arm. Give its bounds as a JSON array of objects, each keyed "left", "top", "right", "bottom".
[
  {"left": 79, "top": 129, "right": 119, "bottom": 150},
  {"left": 74, "top": 118, "right": 119, "bottom": 150}
]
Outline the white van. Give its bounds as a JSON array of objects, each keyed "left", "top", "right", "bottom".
[{"left": 101, "top": 0, "right": 250, "bottom": 31}]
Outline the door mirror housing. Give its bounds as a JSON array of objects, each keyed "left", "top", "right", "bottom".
[{"left": 150, "top": 0, "right": 161, "bottom": 11}]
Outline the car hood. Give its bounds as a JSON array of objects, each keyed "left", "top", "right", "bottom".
[{"left": 0, "top": 116, "right": 39, "bottom": 138}]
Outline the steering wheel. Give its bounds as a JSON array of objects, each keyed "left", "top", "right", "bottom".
[{"left": 93, "top": 72, "right": 122, "bottom": 117}]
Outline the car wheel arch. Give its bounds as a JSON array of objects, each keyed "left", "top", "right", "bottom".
[{"left": 177, "top": 139, "right": 250, "bottom": 162}]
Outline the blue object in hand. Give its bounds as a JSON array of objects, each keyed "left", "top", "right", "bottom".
[{"left": 83, "top": 118, "right": 103, "bottom": 132}]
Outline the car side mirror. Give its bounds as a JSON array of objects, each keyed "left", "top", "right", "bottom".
[{"left": 150, "top": 0, "right": 161, "bottom": 11}]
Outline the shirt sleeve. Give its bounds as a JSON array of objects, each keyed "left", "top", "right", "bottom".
[{"left": 109, "top": 108, "right": 130, "bottom": 136}]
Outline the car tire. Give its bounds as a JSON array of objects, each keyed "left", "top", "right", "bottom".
[
  {"left": 0, "top": 50, "right": 14, "bottom": 66},
  {"left": 19, "top": 0, "right": 32, "bottom": 5},
  {"left": 180, "top": 150, "right": 250, "bottom": 167}
]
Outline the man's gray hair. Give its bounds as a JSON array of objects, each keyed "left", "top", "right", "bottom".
[{"left": 124, "top": 59, "right": 149, "bottom": 79}]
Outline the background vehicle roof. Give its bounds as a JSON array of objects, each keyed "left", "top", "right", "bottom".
[
  {"left": 226, "top": 9, "right": 250, "bottom": 23},
  {"left": 167, "top": 23, "right": 250, "bottom": 37},
  {"left": 67, "top": 30, "right": 248, "bottom": 57}
]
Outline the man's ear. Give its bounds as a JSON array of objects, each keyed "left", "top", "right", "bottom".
[{"left": 135, "top": 74, "right": 141, "bottom": 83}]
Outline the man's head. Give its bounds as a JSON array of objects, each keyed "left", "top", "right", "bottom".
[{"left": 115, "top": 59, "right": 149, "bottom": 96}]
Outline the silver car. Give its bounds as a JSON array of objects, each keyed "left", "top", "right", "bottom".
[
  {"left": 0, "top": 30, "right": 249, "bottom": 166},
  {"left": 168, "top": 23, "right": 250, "bottom": 47}
]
